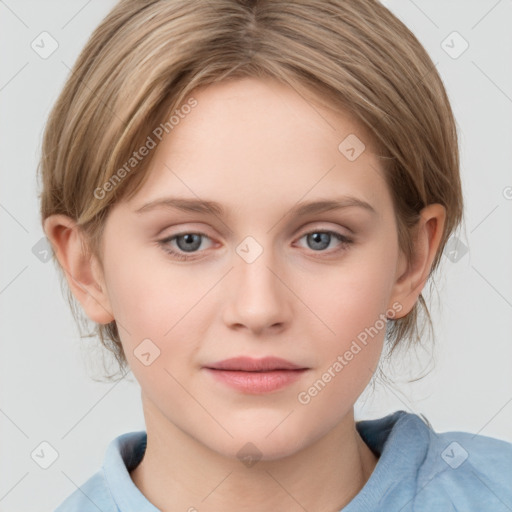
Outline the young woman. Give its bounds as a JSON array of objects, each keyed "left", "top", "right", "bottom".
[{"left": 39, "top": 1, "right": 512, "bottom": 510}]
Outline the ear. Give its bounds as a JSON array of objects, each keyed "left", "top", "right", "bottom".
[
  {"left": 43, "top": 214, "right": 114, "bottom": 324},
  {"left": 388, "top": 204, "right": 446, "bottom": 319}
]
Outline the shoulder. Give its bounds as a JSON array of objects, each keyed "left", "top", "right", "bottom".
[
  {"left": 53, "top": 430, "right": 148, "bottom": 512},
  {"left": 413, "top": 417, "right": 512, "bottom": 511},
  {"left": 54, "top": 469, "right": 117, "bottom": 512}
]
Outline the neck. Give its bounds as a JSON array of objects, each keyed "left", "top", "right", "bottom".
[{"left": 130, "top": 399, "right": 378, "bottom": 512}]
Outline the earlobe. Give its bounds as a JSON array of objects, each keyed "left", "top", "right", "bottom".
[
  {"left": 43, "top": 214, "right": 115, "bottom": 325},
  {"left": 388, "top": 204, "right": 446, "bottom": 318}
]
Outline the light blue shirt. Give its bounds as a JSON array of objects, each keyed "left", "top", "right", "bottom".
[{"left": 54, "top": 410, "right": 512, "bottom": 511}]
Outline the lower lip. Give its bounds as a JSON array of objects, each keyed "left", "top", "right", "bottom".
[{"left": 204, "top": 368, "right": 308, "bottom": 393}]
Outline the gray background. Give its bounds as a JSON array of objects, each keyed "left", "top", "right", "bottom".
[{"left": 1, "top": 0, "right": 511, "bottom": 510}]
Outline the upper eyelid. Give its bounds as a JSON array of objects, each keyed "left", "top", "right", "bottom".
[{"left": 160, "top": 223, "right": 351, "bottom": 239}]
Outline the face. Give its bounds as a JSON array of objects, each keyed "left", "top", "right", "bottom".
[{"left": 96, "top": 77, "right": 406, "bottom": 460}]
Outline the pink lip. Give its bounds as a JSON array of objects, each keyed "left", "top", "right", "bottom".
[
  {"left": 205, "top": 356, "right": 306, "bottom": 371},
  {"left": 203, "top": 357, "right": 309, "bottom": 393}
]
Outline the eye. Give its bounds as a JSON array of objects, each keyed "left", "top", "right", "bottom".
[
  {"left": 158, "top": 232, "right": 213, "bottom": 261},
  {"left": 296, "top": 229, "right": 353, "bottom": 255},
  {"left": 158, "top": 229, "right": 353, "bottom": 262}
]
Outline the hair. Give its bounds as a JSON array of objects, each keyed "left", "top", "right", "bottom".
[{"left": 38, "top": 0, "right": 464, "bottom": 381}]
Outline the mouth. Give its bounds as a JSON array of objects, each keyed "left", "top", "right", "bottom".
[
  {"left": 203, "top": 356, "right": 309, "bottom": 393},
  {"left": 204, "top": 356, "right": 307, "bottom": 372}
]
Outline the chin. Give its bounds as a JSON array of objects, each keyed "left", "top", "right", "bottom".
[{"left": 204, "top": 423, "right": 312, "bottom": 464}]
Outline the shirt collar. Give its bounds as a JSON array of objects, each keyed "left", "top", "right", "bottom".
[{"left": 102, "top": 410, "right": 430, "bottom": 512}]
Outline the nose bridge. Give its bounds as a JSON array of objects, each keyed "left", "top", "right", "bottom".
[
  {"left": 226, "top": 233, "right": 289, "bottom": 331},
  {"left": 234, "top": 233, "right": 280, "bottom": 295}
]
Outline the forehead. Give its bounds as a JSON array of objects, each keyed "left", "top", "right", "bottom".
[
  {"left": 174, "top": 76, "right": 378, "bottom": 156},
  {"left": 119, "top": 77, "right": 392, "bottom": 220}
]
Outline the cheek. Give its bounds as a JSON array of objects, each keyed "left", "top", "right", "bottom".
[
  {"left": 103, "top": 240, "right": 190, "bottom": 330},
  {"left": 292, "top": 241, "right": 397, "bottom": 401},
  {"left": 293, "top": 261, "right": 392, "bottom": 420},
  {"left": 303, "top": 245, "right": 397, "bottom": 342},
  {"left": 102, "top": 243, "right": 220, "bottom": 382}
]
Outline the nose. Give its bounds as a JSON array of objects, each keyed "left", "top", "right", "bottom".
[{"left": 223, "top": 244, "right": 291, "bottom": 335}]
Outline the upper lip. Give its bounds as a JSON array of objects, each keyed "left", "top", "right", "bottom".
[{"left": 204, "top": 356, "right": 307, "bottom": 372}]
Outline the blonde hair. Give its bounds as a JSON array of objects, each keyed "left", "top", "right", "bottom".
[{"left": 38, "top": 0, "right": 463, "bottom": 380}]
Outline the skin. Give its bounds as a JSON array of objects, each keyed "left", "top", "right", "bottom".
[{"left": 44, "top": 77, "right": 446, "bottom": 511}]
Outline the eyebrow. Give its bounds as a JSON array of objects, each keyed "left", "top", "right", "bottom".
[{"left": 134, "top": 195, "right": 377, "bottom": 217}]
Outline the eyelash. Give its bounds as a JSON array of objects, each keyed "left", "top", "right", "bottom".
[{"left": 158, "top": 229, "right": 353, "bottom": 262}]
